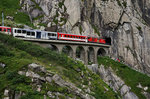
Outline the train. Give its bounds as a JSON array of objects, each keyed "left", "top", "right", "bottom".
[{"left": 0, "top": 26, "right": 106, "bottom": 44}]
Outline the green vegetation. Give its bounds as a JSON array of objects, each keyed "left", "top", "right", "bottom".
[
  {"left": 58, "top": 0, "right": 65, "bottom": 9},
  {"left": 0, "top": 33, "right": 118, "bottom": 98},
  {"left": 136, "top": 26, "right": 142, "bottom": 31},
  {"left": 92, "top": 25, "right": 100, "bottom": 36},
  {"left": 79, "top": 25, "right": 83, "bottom": 34},
  {"left": 0, "top": 0, "right": 32, "bottom": 27},
  {"left": 116, "top": 0, "right": 122, "bottom": 7},
  {"left": 98, "top": 56, "right": 150, "bottom": 99},
  {"left": 31, "top": 0, "right": 43, "bottom": 11},
  {"left": 122, "top": 1, "right": 127, "bottom": 8}
]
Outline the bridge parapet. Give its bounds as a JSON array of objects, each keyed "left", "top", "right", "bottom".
[{"left": 20, "top": 38, "right": 110, "bottom": 65}]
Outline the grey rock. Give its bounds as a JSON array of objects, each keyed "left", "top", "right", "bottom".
[
  {"left": 18, "top": 71, "right": 26, "bottom": 75},
  {"left": 144, "top": 87, "right": 148, "bottom": 91},
  {"left": 3, "top": 97, "right": 9, "bottom": 99},
  {"left": 120, "top": 85, "right": 130, "bottom": 96},
  {"left": 0, "top": 63, "right": 6, "bottom": 68},
  {"left": 26, "top": 70, "right": 45, "bottom": 81},
  {"left": 46, "top": 76, "right": 52, "bottom": 83},
  {"left": 4, "top": 89, "right": 9, "bottom": 96},
  {"left": 143, "top": 91, "right": 150, "bottom": 99},
  {"left": 52, "top": 74, "right": 65, "bottom": 87},
  {"left": 124, "top": 92, "right": 138, "bottom": 99},
  {"left": 28, "top": 63, "right": 46, "bottom": 73},
  {"left": 6, "top": 16, "right": 14, "bottom": 21},
  {"left": 87, "top": 64, "right": 99, "bottom": 73},
  {"left": 30, "top": 9, "right": 43, "bottom": 18},
  {"left": 47, "top": 91, "right": 55, "bottom": 98}
]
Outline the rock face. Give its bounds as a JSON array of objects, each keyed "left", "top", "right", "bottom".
[
  {"left": 88, "top": 64, "right": 139, "bottom": 99},
  {"left": 19, "top": 0, "right": 150, "bottom": 74}
]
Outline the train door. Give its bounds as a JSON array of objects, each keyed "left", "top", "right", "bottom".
[{"left": 36, "top": 32, "right": 41, "bottom": 39}]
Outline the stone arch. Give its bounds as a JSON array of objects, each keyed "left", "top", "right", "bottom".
[
  {"left": 62, "top": 45, "right": 73, "bottom": 58},
  {"left": 88, "top": 47, "right": 95, "bottom": 64},
  {"left": 97, "top": 48, "right": 106, "bottom": 57},
  {"left": 48, "top": 44, "right": 59, "bottom": 52},
  {"left": 76, "top": 46, "right": 85, "bottom": 63}
]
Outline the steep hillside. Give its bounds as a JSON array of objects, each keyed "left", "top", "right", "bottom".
[
  {"left": 0, "top": 33, "right": 118, "bottom": 99},
  {"left": 0, "top": 0, "right": 32, "bottom": 27},
  {"left": 97, "top": 57, "right": 150, "bottom": 99}
]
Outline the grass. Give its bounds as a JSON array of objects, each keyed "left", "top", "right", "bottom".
[
  {"left": 0, "top": 33, "right": 119, "bottom": 98},
  {"left": 98, "top": 56, "right": 150, "bottom": 99},
  {"left": 0, "top": 0, "right": 33, "bottom": 27}
]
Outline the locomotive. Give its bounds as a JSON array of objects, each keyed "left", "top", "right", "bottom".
[{"left": 0, "top": 26, "right": 106, "bottom": 44}]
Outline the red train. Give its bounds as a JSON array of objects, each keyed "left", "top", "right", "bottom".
[
  {"left": 0, "top": 26, "right": 11, "bottom": 35},
  {"left": 0, "top": 26, "right": 106, "bottom": 44}
]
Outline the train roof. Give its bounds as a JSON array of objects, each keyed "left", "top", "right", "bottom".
[
  {"left": 0, "top": 26, "right": 11, "bottom": 28},
  {"left": 58, "top": 32, "right": 87, "bottom": 36}
]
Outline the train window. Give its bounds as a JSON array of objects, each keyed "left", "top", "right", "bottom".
[
  {"left": 15, "top": 29, "right": 17, "bottom": 33},
  {"left": 31, "top": 32, "right": 35, "bottom": 36},
  {"left": 0, "top": 28, "right": 2, "bottom": 31},
  {"left": 8, "top": 29, "right": 11, "bottom": 32},
  {"left": 27, "top": 32, "right": 30, "bottom": 35},
  {"left": 22, "top": 30, "right": 26, "bottom": 34},
  {"left": 59, "top": 35, "right": 61, "bottom": 38},
  {"left": 17, "top": 30, "right": 21, "bottom": 33},
  {"left": 52, "top": 34, "right": 54, "bottom": 36},
  {"left": 48, "top": 33, "right": 51, "bottom": 36},
  {"left": 4, "top": 29, "right": 6, "bottom": 32}
]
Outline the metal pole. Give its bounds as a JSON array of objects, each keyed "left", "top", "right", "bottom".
[{"left": 2, "top": 11, "right": 4, "bottom": 26}]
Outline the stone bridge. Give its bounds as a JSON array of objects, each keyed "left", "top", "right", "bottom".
[{"left": 20, "top": 38, "right": 110, "bottom": 65}]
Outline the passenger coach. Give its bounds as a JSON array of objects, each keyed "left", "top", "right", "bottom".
[
  {"left": 0, "top": 26, "right": 11, "bottom": 35},
  {"left": 57, "top": 32, "right": 88, "bottom": 42}
]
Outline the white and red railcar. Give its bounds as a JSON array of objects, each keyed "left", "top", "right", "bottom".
[
  {"left": 57, "top": 32, "right": 88, "bottom": 42},
  {"left": 0, "top": 26, "right": 12, "bottom": 35}
]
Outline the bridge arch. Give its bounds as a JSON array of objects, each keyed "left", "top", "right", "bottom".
[
  {"left": 97, "top": 48, "right": 106, "bottom": 57},
  {"left": 88, "top": 47, "right": 95, "bottom": 64},
  {"left": 62, "top": 45, "right": 73, "bottom": 58},
  {"left": 76, "top": 46, "right": 85, "bottom": 63},
  {"left": 48, "top": 44, "right": 59, "bottom": 52}
]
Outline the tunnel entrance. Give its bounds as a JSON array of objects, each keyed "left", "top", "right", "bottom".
[
  {"left": 62, "top": 46, "right": 73, "bottom": 58},
  {"left": 105, "top": 37, "right": 111, "bottom": 45}
]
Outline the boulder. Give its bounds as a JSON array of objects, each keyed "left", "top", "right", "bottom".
[
  {"left": 26, "top": 70, "right": 45, "bottom": 81},
  {"left": 0, "top": 63, "right": 6, "bottom": 68}
]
